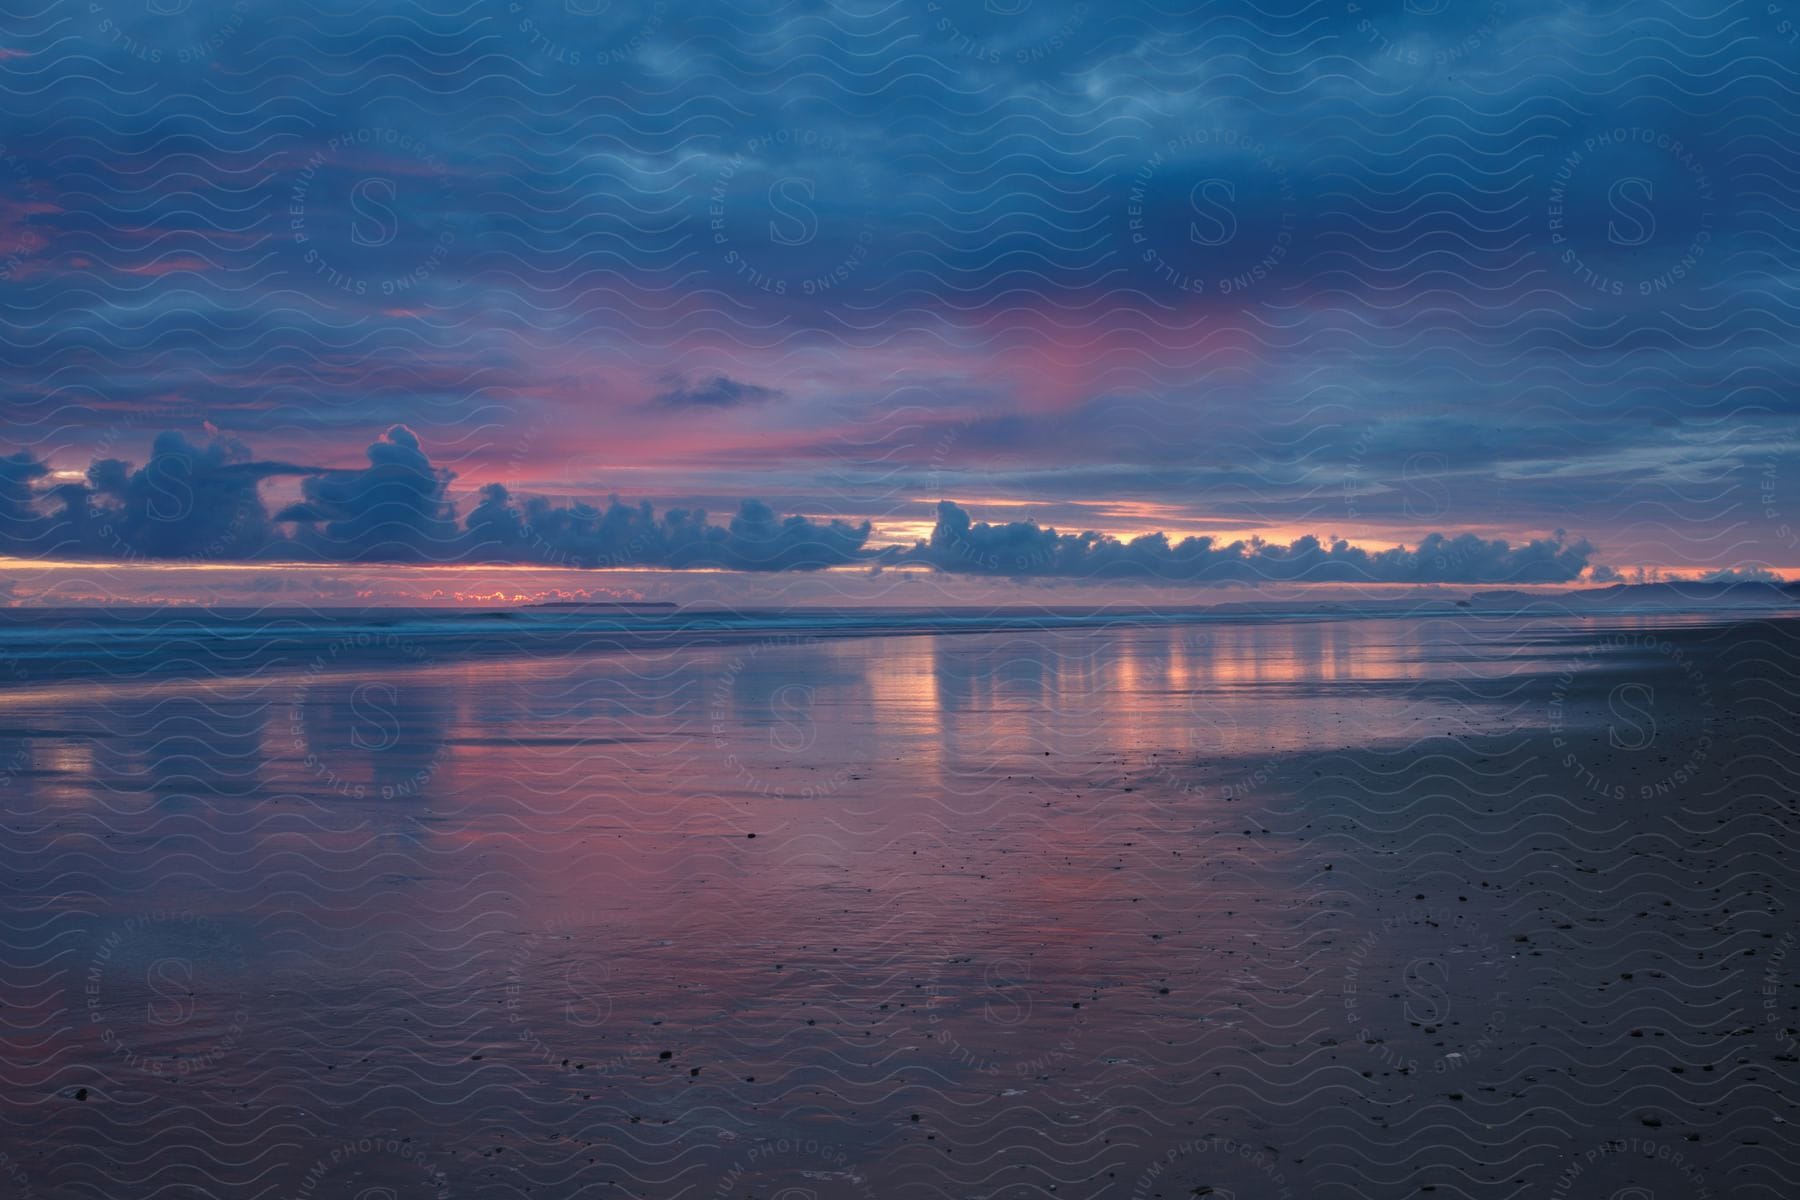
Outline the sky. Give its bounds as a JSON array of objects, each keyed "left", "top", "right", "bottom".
[{"left": 0, "top": 0, "right": 1796, "bottom": 605}]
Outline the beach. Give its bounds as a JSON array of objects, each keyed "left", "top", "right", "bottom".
[{"left": 0, "top": 607, "right": 1793, "bottom": 1198}]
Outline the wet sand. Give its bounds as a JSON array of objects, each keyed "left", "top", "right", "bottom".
[{"left": 0, "top": 611, "right": 1793, "bottom": 1198}]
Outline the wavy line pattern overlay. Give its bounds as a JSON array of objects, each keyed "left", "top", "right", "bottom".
[{"left": 1, "top": 1, "right": 1798, "bottom": 1198}]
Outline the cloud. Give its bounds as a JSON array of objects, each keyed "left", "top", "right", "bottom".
[
  {"left": 647, "top": 373, "right": 785, "bottom": 410},
  {"left": 0, "top": 0, "right": 1778, "bottom": 588},
  {"left": 0, "top": 452, "right": 51, "bottom": 553},
  {"left": 12, "top": 433, "right": 317, "bottom": 562},
  {"left": 894, "top": 501, "right": 1595, "bottom": 585},
  {"left": 1699, "top": 566, "right": 1786, "bottom": 584},
  {"left": 2, "top": 431, "right": 1598, "bottom": 583},
  {"left": 275, "top": 425, "right": 461, "bottom": 562},
  {"left": 463, "top": 485, "right": 871, "bottom": 571}
]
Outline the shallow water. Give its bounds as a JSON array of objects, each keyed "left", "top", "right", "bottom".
[{"left": 0, "top": 610, "right": 1789, "bottom": 1198}]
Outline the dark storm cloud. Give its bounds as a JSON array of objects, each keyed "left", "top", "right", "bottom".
[
  {"left": 0, "top": 0, "right": 1769, "bottom": 324},
  {"left": 0, "top": 0, "right": 1639, "bottom": 330},
  {"left": 648, "top": 374, "right": 785, "bottom": 410}
]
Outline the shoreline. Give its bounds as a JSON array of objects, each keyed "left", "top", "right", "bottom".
[{"left": 1, "top": 599, "right": 1793, "bottom": 688}]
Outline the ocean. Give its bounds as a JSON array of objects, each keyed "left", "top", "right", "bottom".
[{"left": 0, "top": 603, "right": 1790, "bottom": 1198}]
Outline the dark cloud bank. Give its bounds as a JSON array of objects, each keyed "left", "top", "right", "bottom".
[{"left": 0, "top": 428, "right": 1597, "bottom": 584}]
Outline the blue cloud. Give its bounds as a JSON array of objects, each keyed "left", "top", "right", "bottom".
[
  {"left": 648, "top": 373, "right": 785, "bottom": 410},
  {"left": 0, "top": 0, "right": 1790, "bottom": 576},
  {"left": 2, "top": 431, "right": 1599, "bottom": 582}
]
